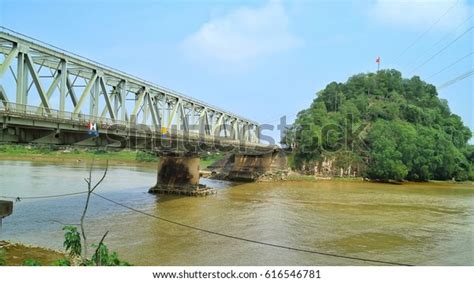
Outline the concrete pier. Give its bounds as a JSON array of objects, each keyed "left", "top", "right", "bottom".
[
  {"left": 227, "top": 150, "right": 288, "bottom": 181},
  {"left": 149, "top": 153, "right": 215, "bottom": 196},
  {"left": 0, "top": 200, "right": 13, "bottom": 233}
]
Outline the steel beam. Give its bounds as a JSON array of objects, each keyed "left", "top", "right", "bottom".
[
  {"left": 130, "top": 87, "right": 146, "bottom": 125},
  {"left": 16, "top": 52, "right": 26, "bottom": 105},
  {"left": 25, "top": 53, "right": 51, "bottom": 112},
  {"left": 0, "top": 46, "right": 18, "bottom": 78},
  {"left": 59, "top": 59, "right": 67, "bottom": 113},
  {"left": 73, "top": 71, "right": 97, "bottom": 115},
  {"left": 99, "top": 76, "right": 116, "bottom": 121},
  {"left": 0, "top": 85, "right": 8, "bottom": 107},
  {"left": 147, "top": 94, "right": 160, "bottom": 130}
]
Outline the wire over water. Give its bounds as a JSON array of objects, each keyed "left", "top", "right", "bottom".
[
  {"left": 0, "top": 190, "right": 414, "bottom": 266},
  {"left": 92, "top": 192, "right": 414, "bottom": 266}
]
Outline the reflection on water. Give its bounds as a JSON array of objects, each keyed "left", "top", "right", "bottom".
[{"left": 0, "top": 160, "right": 473, "bottom": 265}]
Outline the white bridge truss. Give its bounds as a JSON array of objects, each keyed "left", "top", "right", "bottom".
[{"left": 0, "top": 27, "right": 260, "bottom": 144}]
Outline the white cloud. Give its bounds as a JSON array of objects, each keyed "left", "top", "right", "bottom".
[
  {"left": 181, "top": 1, "right": 302, "bottom": 66},
  {"left": 370, "top": 0, "right": 471, "bottom": 31}
]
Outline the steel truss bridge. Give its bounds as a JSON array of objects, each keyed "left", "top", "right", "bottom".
[{"left": 0, "top": 28, "right": 269, "bottom": 153}]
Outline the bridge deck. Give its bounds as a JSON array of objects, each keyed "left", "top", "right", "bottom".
[{"left": 0, "top": 101, "right": 275, "bottom": 154}]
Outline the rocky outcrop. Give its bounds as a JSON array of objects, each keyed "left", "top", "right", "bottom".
[{"left": 301, "top": 156, "right": 363, "bottom": 177}]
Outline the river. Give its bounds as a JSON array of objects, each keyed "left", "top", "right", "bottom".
[{"left": 0, "top": 160, "right": 473, "bottom": 265}]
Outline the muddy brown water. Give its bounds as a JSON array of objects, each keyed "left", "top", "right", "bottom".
[{"left": 0, "top": 160, "right": 473, "bottom": 265}]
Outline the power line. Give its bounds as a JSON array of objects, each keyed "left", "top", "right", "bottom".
[
  {"left": 395, "top": 0, "right": 461, "bottom": 62},
  {"left": 261, "top": 112, "right": 298, "bottom": 125},
  {"left": 0, "top": 191, "right": 88, "bottom": 201},
  {"left": 428, "top": 52, "right": 473, "bottom": 79},
  {"left": 91, "top": 192, "right": 413, "bottom": 266},
  {"left": 437, "top": 69, "right": 474, "bottom": 90},
  {"left": 404, "top": 13, "right": 473, "bottom": 70},
  {"left": 428, "top": 14, "right": 473, "bottom": 52},
  {"left": 411, "top": 25, "right": 473, "bottom": 73},
  {"left": 0, "top": 189, "right": 415, "bottom": 265}
]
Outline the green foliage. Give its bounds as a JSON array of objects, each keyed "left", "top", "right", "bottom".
[
  {"left": 88, "top": 243, "right": 131, "bottom": 266},
  {"left": 93, "top": 149, "right": 108, "bottom": 155},
  {"left": 285, "top": 69, "right": 473, "bottom": 181},
  {"left": 61, "top": 225, "right": 131, "bottom": 266},
  {"left": 135, "top": 150, "right": 158, "bottom": 162},
  {"left": 22, "top": 259, "right": 41, "bottom": 266},
  {"left": 63, "top": 226, "right": 82, "bottom": 257},
  {"left": 0, "top": 144, "right": 53, "bottom": 154},
  {"left": 200, "top": 153, "right": 224, "bottom": 168},
  {"left": 36, "top": 145, "right": 53, "bottom": 154},
  {"left": 0, "top": 249, "right": 5, "bottom": 266},
  {"left": 51, "top": 259, "right": 71, "bottom": 266}
]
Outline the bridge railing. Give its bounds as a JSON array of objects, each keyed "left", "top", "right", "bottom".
[
  {"left": 0, "top": 101, "right": 127, "bottom": 127},
  {"left": 0, "top": 102, "right": 272, "bottom": 151}
]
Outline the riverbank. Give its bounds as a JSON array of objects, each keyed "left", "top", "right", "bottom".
[
  {"left": 0, "top": 144, "right": 222, "bottom": 169},
  {"left": 253, "top": 170, "right": 474, "bottom": 186},
  {"left": 1, "top": 145, "right": 471, "bottom": 185},
  {"left": 0, "top": 241, "right": 66, "bottom": 266}
]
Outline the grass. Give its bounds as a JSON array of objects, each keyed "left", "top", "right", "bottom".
[
  {"left": 0, "top": 241, "right": 66, "bottom": 266},
  {"left": 0, "top": 144, "right": 138, "bottom": 162},
  {"left": 285, "top": 174, "right": 317, "bottom": 181},
  {"left": 200, "top": 153, "right": 224, "bottom": 169},
  {"left": 0, "top": 144, "right": 223, "bottom": 168}
]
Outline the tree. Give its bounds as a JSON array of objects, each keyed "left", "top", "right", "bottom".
[
  {"left": 63, "top": 226, "right": 81, "bottom": 257},
  {"left": 285, "top": 69, "right": 473, "bottom": 181},
  {"left": 57, "top": 159, "right": 130, "bottom": 266},
  {"left": 80, "top": 158, "right": 109, "bottom": 258}
]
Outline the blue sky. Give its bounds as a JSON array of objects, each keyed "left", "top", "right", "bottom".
[{"left": 0, "top": 0, "right": 472, "bottom": 144}]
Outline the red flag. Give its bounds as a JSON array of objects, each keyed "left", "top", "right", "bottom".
[{"left": 376, "top": 56, "right": 380, "bottom": 64}]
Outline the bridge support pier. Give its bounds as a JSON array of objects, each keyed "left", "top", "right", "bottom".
[
  {"left": 226, "top": 150, "right": 287, "bottom": 181},
  {"left": 149, "top": 153, "right": 214, "bottom": 196}
]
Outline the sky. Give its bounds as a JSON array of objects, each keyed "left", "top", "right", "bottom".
[{"left": 0, "top": 0, "right": 472, "bottom": 144}]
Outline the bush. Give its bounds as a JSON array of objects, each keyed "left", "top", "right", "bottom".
[
  {"left": 63, "top": 226, "right": 82, "bottom": 257},
  {"left": 61, "top": 225, "right": 132, "bottom": 266},
  {"left": 135, "top": 151, "right": 157, "bottom": 162},
  {"left": 23, "top": 259, "right": 41, "bottom": 266},
  {"left": 87, "top": 243, "right": 131, "bottom": 266},
  {"left": 35, "top": 145, "right": 53, "bottom": 154},
  {"left": 93, "top": 149, "right": 108, "bottom": 155},
  {"left": 52, "top": 259, "right": 71, "bottom": 266}
]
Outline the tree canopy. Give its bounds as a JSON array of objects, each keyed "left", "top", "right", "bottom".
[{"left": 284, "top": 69, "right": 473, "bottom": 181}]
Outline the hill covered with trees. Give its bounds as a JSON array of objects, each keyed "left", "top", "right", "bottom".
[{"left": 283, "top": 69, "right": 473, "bottom": 181}]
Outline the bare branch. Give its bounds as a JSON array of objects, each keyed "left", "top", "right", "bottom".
[
  {"left": 80, "top": 192, "right": 91, "bottom": 258},
  {"left": 78, "top": 156, "right": 110, "bottom": 261},
  {"left": 80, "top": 156, "right": 95, "bottom": 258},
  {"left": 88, "top": 158, "right": 94, "bottom": 192},
  {"left": 91, "top": 160, "right": 108, "bottom": 192},
  {"left": 93, "top": 230, "right": 109, "bottom": 266}
]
